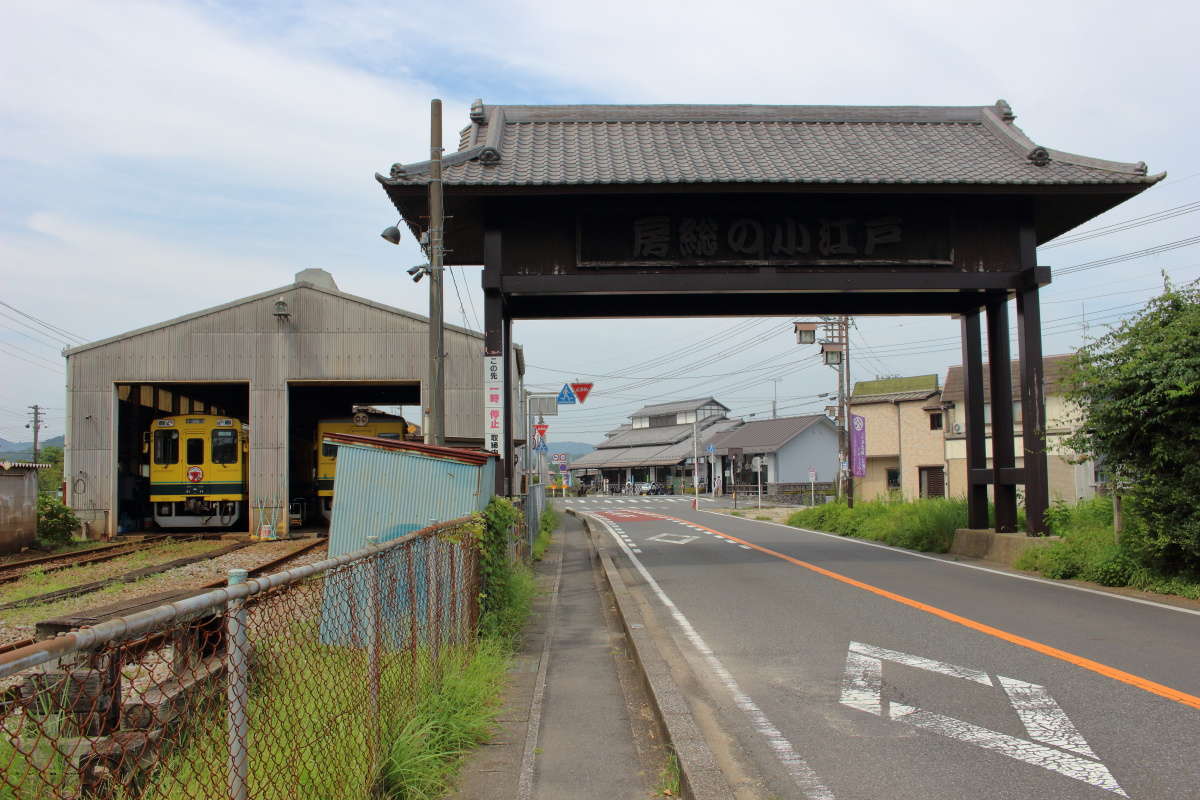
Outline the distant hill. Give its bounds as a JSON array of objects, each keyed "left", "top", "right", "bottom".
[
  {"left": 0, "top": 435, "right": 64, "bottom": 458},
  {"left": 546, "top": 441, "right": 594, "bottom": 461}
]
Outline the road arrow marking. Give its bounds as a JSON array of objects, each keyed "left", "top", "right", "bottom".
[
  {"left": 647, "top": 533, "right": 698, "bottom": 545},
  {"left": 839, "top": 641, "right": 1127, "bottom": 796}
]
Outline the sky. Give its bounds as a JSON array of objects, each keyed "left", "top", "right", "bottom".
[{"left": 1, "top": 0, "right": 1197, "bottom": 445}]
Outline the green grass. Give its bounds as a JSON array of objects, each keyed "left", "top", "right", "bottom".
[
  {"left": 787, "top": 498, "right": 968, "bottom": 552},
  {"left": 656, "top": 751, "right": 681, "bottom": 797},
  {"left": 381, "top": 639, "right": 511, "bottom": 799},
  {"left": 533, "top": 508, "right": 558, "bottom": 562}
]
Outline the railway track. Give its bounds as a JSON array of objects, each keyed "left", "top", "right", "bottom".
[
  {"left": 0, "top": 535, "right": 226, "bottom": 586},
  {"left": 0, "top": 538, "right": 330, "bottom": 653},
  {"left": 0, "top": 542, "right": 149, "bottom": 585}
]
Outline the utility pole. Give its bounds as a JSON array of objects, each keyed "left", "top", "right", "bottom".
[
  {"left": 820, "top": 317, "right": 853, "bottom": 507},
  {"left": 427, "top": 98, "right": 446, "bottom": 446},
  {"left": 692, "top": 417, "right": 700, "bottom": 510},
  {"left": 27, "top": 405, "right": 43, "bottom": 462},
  {"left": 770, "top": 377, "right": 782, "bottom": 419}
]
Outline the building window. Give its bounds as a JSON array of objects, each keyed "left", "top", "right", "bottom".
[
  {"left": 929, "top": 412, "right": 943, "bottom": 431},
  {"left": 886, "top": 468, "right": 901, "bottom": 490}
]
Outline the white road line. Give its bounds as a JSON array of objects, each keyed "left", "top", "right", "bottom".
[
  {"left": 850, "top": 641, "right": 992, "bottom": 685},
  {"left": 699, "top": 510, "right": 1200, "bottom": 618},
  {"left": 588, "top": 513, "right": 834, "bottom": 800},
  {"left": 839, "top": 649, "right": 882, "bottom": 716},
  {"left": 739, "top": 545, "right": 752, "bottom": 550},
  {"left": 890, "top": 704, "right": 1127, "bottom": 796},
  {"left": 998, "top": 676, "right": 1098, "bottom": 758}
]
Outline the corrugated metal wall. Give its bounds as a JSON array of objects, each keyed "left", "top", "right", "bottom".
[
  {"left": 325, "top": 443, "right": 495, "bottom": 557},
  {"left": 64, "top": 281, "right": 518, "bottom": 536}
]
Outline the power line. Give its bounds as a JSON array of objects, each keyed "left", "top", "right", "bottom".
[
  {"left": 0, "top": 343, "right": 65, "bottom": 374},
  {"left": 0, "top": 301, "right": 87, "bottom": 344},
  {"left": 446, "top": 266, "right": 472, "bottom": 330},
  {"left": 1058, "top": 236, "right": 1200, "bottom": 276},
  {"left": 1041, "top": 199, "right": 1200, "bottom": 249}
]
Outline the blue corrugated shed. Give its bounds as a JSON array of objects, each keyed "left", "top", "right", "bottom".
[
  {"left": 318, "top": 434, "right": 496, "bottom": 647},
  {"left": 324, "top": 435, "right": 496, "bottom": 557}
]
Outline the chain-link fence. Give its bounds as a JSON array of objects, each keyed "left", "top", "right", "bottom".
[
  {"left": 0, "top": 517, "right": 482, "bottom": 800},
  {"left": 522, "top": 485, "right": 545, "bottom": 556}
]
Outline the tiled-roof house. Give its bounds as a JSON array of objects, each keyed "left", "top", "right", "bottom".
[
  {"left": 569, "top": 398, "right": 738, "bottom": 490},
  {"left": 942, "top": 354, "right": 1092, "bottom": 503},
  {"left": 849, "top": 375, "right": 946, "bottom": 500}
]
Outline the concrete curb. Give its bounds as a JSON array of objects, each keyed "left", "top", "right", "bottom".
[{"left": 568, "top": 509, "right": 732, "bottom": 800}]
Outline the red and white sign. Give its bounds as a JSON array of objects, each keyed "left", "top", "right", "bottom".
[
  {"left": 570, "top": 382, "right": 594, "bottom": 403},
  {"left": 533, "top": 423, "right": 549, "bottom": 438},
  {"left": 186, "top": 466, "right": 204, "bottom": 483}
]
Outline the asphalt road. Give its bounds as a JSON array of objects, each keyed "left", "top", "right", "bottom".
[{"left": 557, "top": 498, "right": 1200, "bottom": 800}]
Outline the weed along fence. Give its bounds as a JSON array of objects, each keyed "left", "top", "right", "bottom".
[{"left": 0, "top": 516, "right": 486, "bottom": 799}]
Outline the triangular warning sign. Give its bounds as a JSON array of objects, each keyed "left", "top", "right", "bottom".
[
  {"left": 570, "top": 382, "right": 593, "bottom": 403},
  {"left": 533, "top": 424, "right": 549, "bottom": 437}
]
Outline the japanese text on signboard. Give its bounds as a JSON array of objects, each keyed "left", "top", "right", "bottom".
[
  {"left": 578, "top": 210, "right": 951, "bottom": 266},
  {"left": 483, "top": 356, "right": 505, "bottom": 457}
]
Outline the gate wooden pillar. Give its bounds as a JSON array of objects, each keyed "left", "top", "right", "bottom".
[
  {"left": 1017, "top": 280, "right": 1049, "bottom": 534},
  {"left": 986, "top": 296, "right": 1018, "bottom": 533},
  {"left": 960, "top": 309, "right": 989, "bottom": 529},
  {"left": 483, "top": 230, "right": 506, "bottom": 497},
  {"left": 502, "top": 312, "right": 514, "bottom": 498}
]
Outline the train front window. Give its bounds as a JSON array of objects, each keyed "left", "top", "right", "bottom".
[
  {"left": 186, "top": 438, "right": 204, "bottom": 465},
  {"left": 154, "top": 430, "right": 179, "bottom": 464},
  {"left": 212, "top": 430, "right": 238, "bottom": 464}
]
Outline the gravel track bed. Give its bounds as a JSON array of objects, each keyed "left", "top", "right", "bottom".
[{"left": 0, "top": 538, "right": 328, "bottom": 642}]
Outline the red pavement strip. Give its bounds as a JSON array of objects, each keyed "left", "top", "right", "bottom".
[{"left": 638, "top": 512, "right": 1200, "bottom": 712}]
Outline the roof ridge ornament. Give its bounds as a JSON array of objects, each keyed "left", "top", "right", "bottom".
[
  {"left": 479, "top": 146, "right": 502, "bottom": 165},
  {"left": 995, "top": 99, "right": 1016, "bottom": 122},
  {"left": 389, "top": 163, "right": 406, "bottom": 179},
  {"left": 1027, "top": 146, "right": 1051, "bottom": 167},
  {"left": 469, "top": 99, "right": 486, "bottom": 123}
]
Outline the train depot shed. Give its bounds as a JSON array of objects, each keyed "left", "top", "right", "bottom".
[{"left": 63, "top": 269, "right": 522, "bottom": 538}]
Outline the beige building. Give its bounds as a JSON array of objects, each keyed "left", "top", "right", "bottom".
[
  {"left": 849, "top": 376, "right": 948, "bottom": 501},
  {"left": 942, "top": 354, "right": 1095, "bottom": 504}
]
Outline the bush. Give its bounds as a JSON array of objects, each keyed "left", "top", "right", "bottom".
[
  {"left": 1017, "top": 496, "right": 1200, "bottom": 597},
  {"left": 1064, "top": 279, "right": 1200, "bottom": 573},
  {"left": 36, "top": 495, "right": 78, "bottom": 547},
  {"left": 787, "top": 498, "right": 966, "bottom": 553}
]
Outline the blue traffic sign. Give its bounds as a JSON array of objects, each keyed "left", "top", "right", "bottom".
[
  {"left": 557, "top": 384, "right": 577, "bottom": 404},
  {"left": 706, "top": 444, "right": 716, "bottom": 454}
]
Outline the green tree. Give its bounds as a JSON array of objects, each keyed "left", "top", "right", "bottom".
[
  {"left": 1064, "top": 278, "right": 1200, "bottom": 573},
  {"left": 36, "top": 445, "right": 64, "bottom": 494}
]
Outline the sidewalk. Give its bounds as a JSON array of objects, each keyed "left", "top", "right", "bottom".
[{"left": 450, "top": 513, "right": 659, "bottom": 799}]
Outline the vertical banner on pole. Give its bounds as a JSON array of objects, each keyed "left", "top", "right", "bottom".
[
  {"left": 483, "top": 355, "right": 505, "bottom": 458},
  {"left": 850, "top": 414, "right": 867, "bottom": 478}
]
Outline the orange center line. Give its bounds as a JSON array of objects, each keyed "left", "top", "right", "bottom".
[{"left": 658, "top": 513, "right": 1200, "bottom": 711}]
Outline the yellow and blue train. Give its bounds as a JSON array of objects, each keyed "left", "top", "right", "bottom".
[
  {"left": 148, "top": 414, "right": 248, "bottom": 528},
  {"left": 315, "top": 412, "right": 416, "bottom": 521}
]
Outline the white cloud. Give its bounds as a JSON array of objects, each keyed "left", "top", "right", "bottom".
[{"left": 0, "top": 1, "right": 453, "bottom": 191}]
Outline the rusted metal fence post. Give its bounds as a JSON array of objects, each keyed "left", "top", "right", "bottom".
[
  {"left": 225, "top": 568, "right": 249, "bottom": 800},
  {"left": 366, "top": 535, "right": 382, "bottom": 796}
]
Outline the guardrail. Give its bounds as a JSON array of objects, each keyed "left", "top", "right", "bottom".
[{"left": 0, "top": 516, "right": 481, "bottom": 800}]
